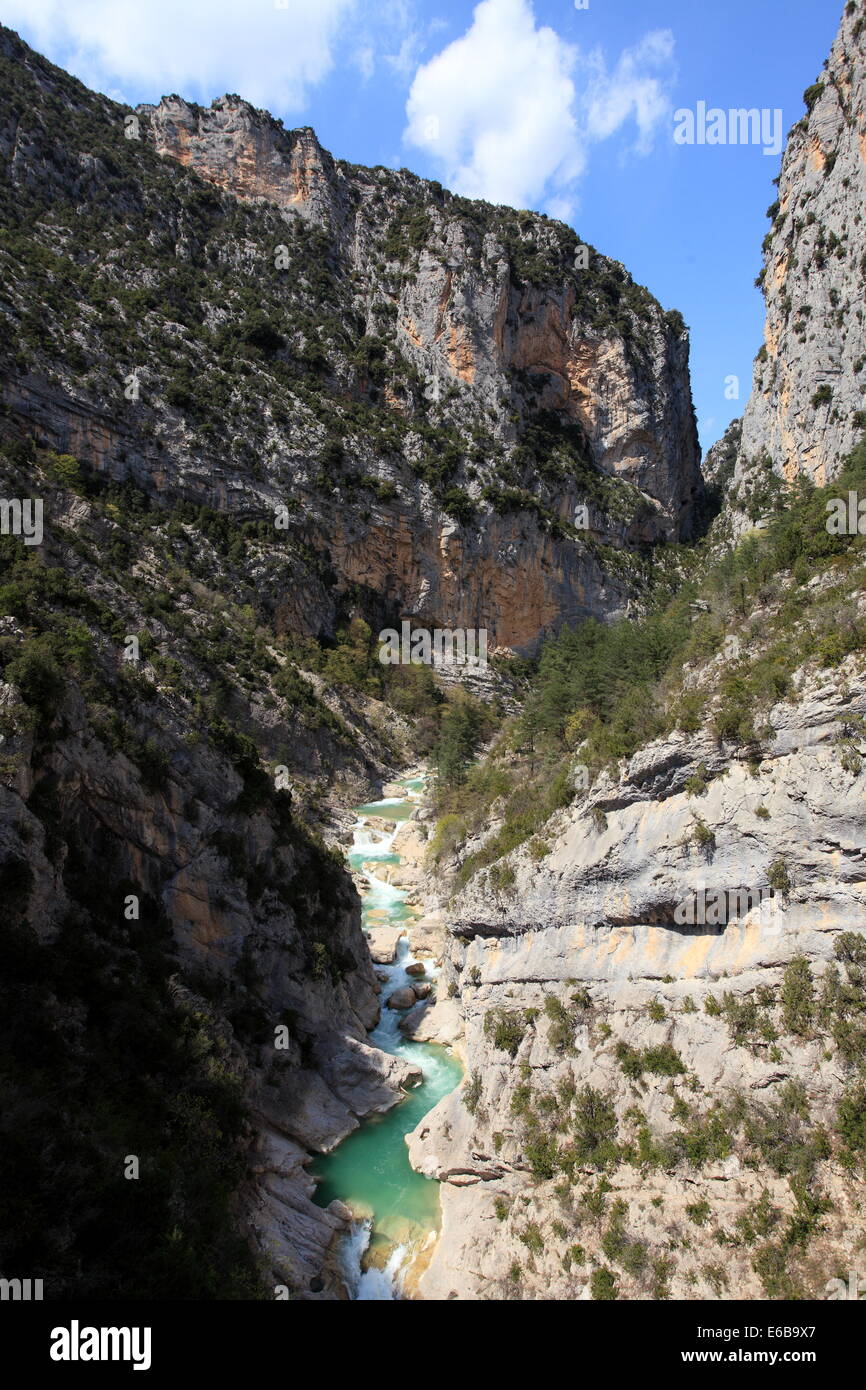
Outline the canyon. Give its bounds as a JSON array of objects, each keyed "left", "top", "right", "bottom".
[{"left": 0, "top": 2, "right": 865, "bottom": 1304}]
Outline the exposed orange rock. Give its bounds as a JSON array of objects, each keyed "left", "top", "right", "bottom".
[
  {"left": 400, "top": 317, "right": 424, "bottom": 349},
  {"left": 807, "top": 136, "right": 827, "bottom": 171},
  {"left": 446, "top": 323, "right": 475, "bottom": 383},
  {"left": 324, "top": 507, "right": 611, "bottom": 653}
]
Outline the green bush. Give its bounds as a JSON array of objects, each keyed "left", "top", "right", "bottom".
[
  {"left": 519, "top": 1223, "right": 544, "bottom": 1255},
  {"left": 590, "top": 1267, "right": 619, "bottom": 1300},
  {"left": 803, "top": 82, "right": 825, "bottom": 112},
  {"left": 617, "top": 1039, "right": 683, "bottom": 1078},
  {"left": 4, "top": 635, "right": 65, "bottom": 719},
  {"left": 463, "top": 1072, "right": 483, "bottom": 1115},
  {"left": 642, "top": 1043, "right": 686, "bottom": 1076},
  {"left": 768, "top": 858, "right": 791, "bottom": 894},
  {"left": 686, "top": 1199, "right": 711, "bottom": 1226},
  {"left": 484, "top": 1008, "right": 529, "bottom": 1058},
  {"left": 429, "top": 814, "right": 467, "bottom": 862},
  {"left": 692, "top": 817, "right": 716, "bottom": 848},
  {"left": 781, "top": 955, "right": 813, "bottom": 1036},
  {"left": 544, "top": 995, "right": 575, "bottom": 1052},
  {"left": 573, "top": 1085, "right": 619, "bottom": 1168},
  {"left": 837, "top": 1083, "right": 866, "bottom": 1155}
]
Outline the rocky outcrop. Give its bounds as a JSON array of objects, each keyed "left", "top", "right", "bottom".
[
  {"left": 408, "top": 909, "right": 864, "bottom": 1301},
  {"left": 447, "top": 670, "right": 866, "bottom": 938},
  {"left": 408, "top": 654, "right": 866, "bottom": 1298},
  {"left": 140, "top": 100, "right": 347, "bottom": 230},
  {"left": 738, "top": 4, "right": 866, "bottom": 490}
]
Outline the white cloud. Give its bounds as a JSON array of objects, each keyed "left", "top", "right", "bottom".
[
  {"left": 404, "top": 0, "right": 675, "bottom": 213},
  {"left": 385, "top": 32, "right": 426, "bottom": 81},
  {"left": 2, "top": 0, "right": 355, "bottom": 111},
  {"left": 545, "top": 195, "right": 577, "bottom": 224},
  {"left": 354, "top": 44, "right": 376, "bottom": 81},
  {"left": 585, "top": 30, "right": 676, "bottom": 153},
  {"left": 405, "top": 0, "right": 581, "bottom": 208}
]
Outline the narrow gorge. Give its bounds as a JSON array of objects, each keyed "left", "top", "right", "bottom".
[{"left": 1, "top": 2, "right": 865, "bottom": 1309}]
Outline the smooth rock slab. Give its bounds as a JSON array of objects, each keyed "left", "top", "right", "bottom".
[{"left": 365, "top": 927, "right": 406, "bottom": 963}]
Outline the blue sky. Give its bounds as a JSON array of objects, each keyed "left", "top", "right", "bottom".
[{"left": 3, "top": 0, "right": 845, "bottom": 453}]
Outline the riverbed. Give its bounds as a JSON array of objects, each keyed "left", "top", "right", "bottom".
[{"left": 311, "top": 775, "right": 462, "bottom": 1299}]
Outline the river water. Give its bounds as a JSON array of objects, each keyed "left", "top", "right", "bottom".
[{"left": 311, "top": 776, "right": 463, "bottom": 1300}]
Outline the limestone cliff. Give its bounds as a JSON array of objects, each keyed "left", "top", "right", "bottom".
[
  {"left": 0, "top": 25, "right": 702, "bottom": 660},
  {"left": 140, "top": 94, "right": 700, "bottom": 535},
  {"left": 406, "top": 648, "right": 866, "bottom": 1299},
  {"left": 735, "top": 2, "right": 866, "bottom": 504}
]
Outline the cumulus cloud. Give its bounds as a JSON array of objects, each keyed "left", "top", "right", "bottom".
[
  {"left": 404, "top": 0, "right": 675, "bottom": 214},
  {"left": 1, "top": 0, "right": 355, "bottom": 110},
  {"left": 404, "top": 0, "right": 582, "bottom": 208}
]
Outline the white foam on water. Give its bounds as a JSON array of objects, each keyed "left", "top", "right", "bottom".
[
  {"left": 338, "top": 1219, "right": 372, "bottom": 1298},
  {"left": 355, "top": 1243, "right": 408, "bottom": 1301},
  {"left": 337, "top": 1217, "right": 408, "bottom": 1301},
  {"left": 351, "top": 818, "right": 400, "bottom": 859}
]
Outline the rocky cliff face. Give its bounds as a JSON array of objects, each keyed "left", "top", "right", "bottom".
[
  {"left": 0, "top": 25, "right": 702, "bottom": 659},
  {"left": 141, "top": 94, "right": 700, "bottom": 532},
  {"left": 0, "top": 443, "right": 420, "bottom": 1299},
  {"left": 402, "top": 366, "right": 866, "bottom": 1298},
  {"left": 406, "top": 644, "right": 866, "bottom": 1299},
  {"left": 4, "top": 13, "right": 863, "bottom": 1307},
  {"left": 737, "top": 3, "right": 866, "bottom": 498}
]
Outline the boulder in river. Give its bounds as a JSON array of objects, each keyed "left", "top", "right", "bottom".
[
  {"left": 405, "top": 961, "right": 426, "bottom": 977},
  {"left": 412, "top": 982, "right": 432, "bottom": 999},
  {"left": 386, "top": 987, "right": 417, "bottom": 1010}
]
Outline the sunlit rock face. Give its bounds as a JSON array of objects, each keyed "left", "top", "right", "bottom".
[
  {"left": 739, "top": 5, "right": 866, "bottom": 489},
  {"left": 134, "top": 89, "right": 702, "bottom": 653},
  {"left": 407, "top": 657, "right": 866, "bottom": 1300}
]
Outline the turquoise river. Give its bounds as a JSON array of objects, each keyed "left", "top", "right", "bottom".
[{"left": 311, "top": 775, "right": 463, "bottom": 1299}]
